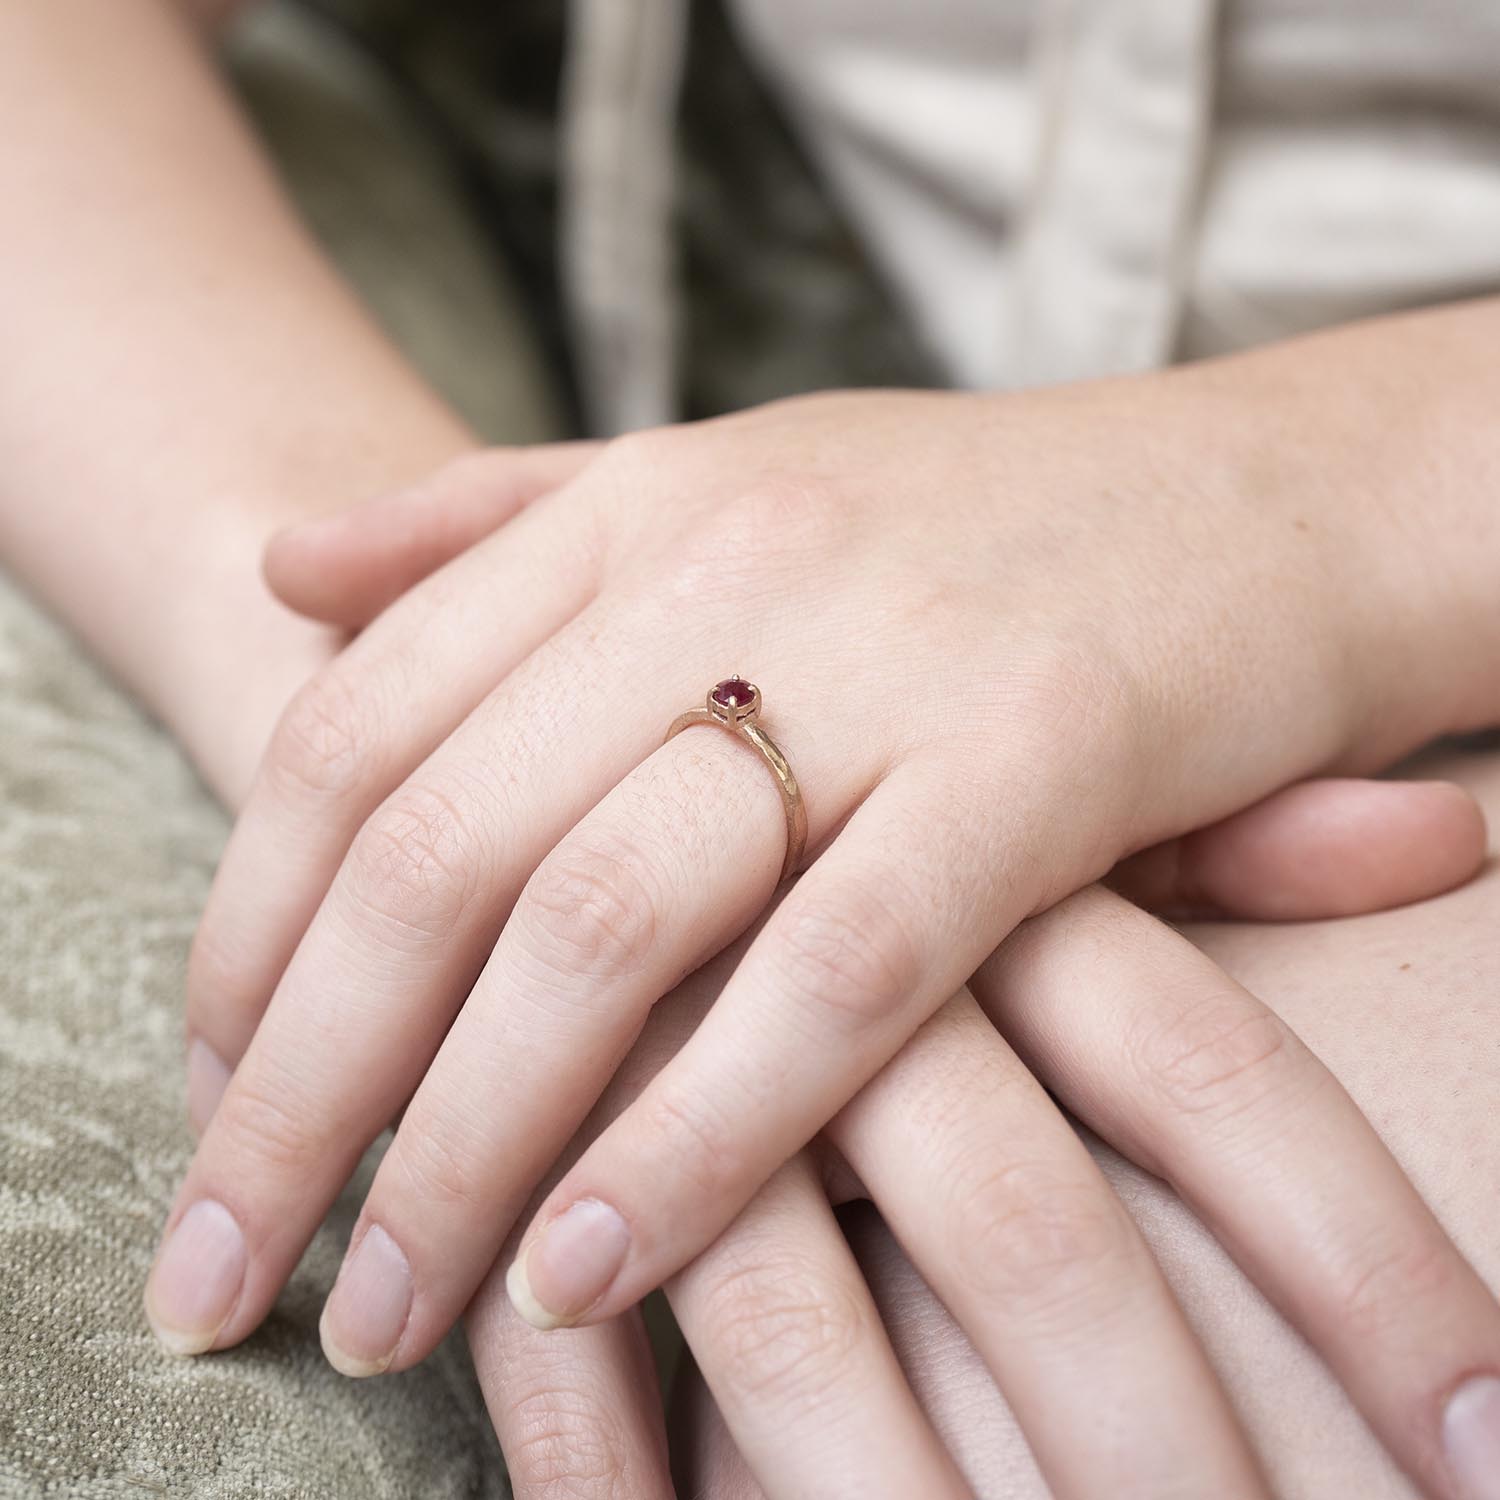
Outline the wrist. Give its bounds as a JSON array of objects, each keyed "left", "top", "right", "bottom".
[
  {"left": 142, "top": 497, "right": 343, "bottom": 810},
  {"left": 1179, "top": 301, "right": 1500, "bottom": 770}
]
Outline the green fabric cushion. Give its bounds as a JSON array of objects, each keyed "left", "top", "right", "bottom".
[
  {"left": 0, "top": 572, "right": 506, "bottom": 1498},
  {"left": 0, "top": 4, "right": 569, "bottom": 1493}
]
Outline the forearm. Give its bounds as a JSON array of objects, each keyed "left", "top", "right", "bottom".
[
  {"left": 1180, "top": 296, "right": 1500, "bottom": 762},
  {"left": 0, "top": 0, "right": 476, "bottom": 805}
]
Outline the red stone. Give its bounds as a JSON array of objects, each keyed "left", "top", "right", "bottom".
[{"left": 712, "top": 677, "right": 755, "bottom": 710}]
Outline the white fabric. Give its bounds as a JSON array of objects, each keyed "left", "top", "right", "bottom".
[
  {"left": 562, "top": 0, "right": 687, "bottom": 433},
  {"left": 728, "top": 0, "right": 1500, "bottom": 388},
  {"left": 561, "top": 0, "right": 1500, "bottom": 429}
]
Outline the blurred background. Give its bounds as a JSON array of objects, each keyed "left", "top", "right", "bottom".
[{"left": 228, "top": 0, "right": 931, "bottom": 440}]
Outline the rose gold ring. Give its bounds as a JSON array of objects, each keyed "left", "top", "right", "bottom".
[{"left": 665, "top": 677, "right": 807, "bottom": 882}]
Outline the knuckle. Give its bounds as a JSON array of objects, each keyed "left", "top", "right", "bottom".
[
  {"left": 1132, "top": 986, "right": 1296, "bottom": 1122},
  {"left": 697, "top": 1252, "right": 866, "bottom": 1406},
  {"left": 521, "top": 837, "right": 659, "bottom": 985},
  {"left": 976, "top": 640, "right": 1137, "bottom": 842},
  {"left": 920, "top": 647, "right": 1136, "bottom": 913},
  {"left": 951, "top": 1155, "right": 1140, "bottom": 1316},
  {"left": 600, "top": 426, "right": 677, "bottom": 477},
  {"left": 650, "top": 480, "right": 843, "bottom": 606},
  {"left": 265, "top": 669, "right": 369, "bottom": 803},
  {"left": 1333, "top": 1234, "right": 1460, "bottom": 1347},
  {"left": 387, "top": 1106, "right": 489, "bottom": 1215},
  {"left": 767, "top": 885, "right": 921, "bottom": 1034},
  {"left": 214, "top": 1075, "right": 316, "bottom": 1179},
  {"left": 640, "top": 1087, "right": 746, "bottom": 1201},
  {"left": 347, "top": 781, "right": 483, "bottom": 938},
  {"left": 724, "top": 478, "right": 842, "bottom": 539},
  {"left": 996, "top": 638, "right": 1112, "bottom": 743},
  {"left": 702, "top": 480, "right": 843, "bottom": 570},
  {"left": 505, "top": 1386, "right": 633, "bottom": 1500},
  {"left": 590, "top": 429, "right": 687, "bottom": 540}
]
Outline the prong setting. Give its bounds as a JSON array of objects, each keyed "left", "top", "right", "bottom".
[{"left": 708, "top": 676, "right": 760, "bottom": 726}]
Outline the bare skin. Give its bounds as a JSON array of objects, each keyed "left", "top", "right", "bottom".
[
  {"left": 4, "top": 2, "right": 1500, "bottom": 1494},
  {"left": 670, "top": 742, "right": 1500, "bottom": 1499},
  {"left": 0, "top": 0, "right": 471, "bottom": 802},
  {"left": 274, "top": 470, "right": 1500, "bottom": 1498}
]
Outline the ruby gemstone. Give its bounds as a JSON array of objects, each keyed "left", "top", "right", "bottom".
[{"left": 712, "top": 677, "right": 755, "bottom": 710}]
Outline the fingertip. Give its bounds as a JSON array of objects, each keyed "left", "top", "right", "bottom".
[
  {"left": 1113, "top": 777, "right": 1490, "bottom": 923},
  {"left": 186, "top": 1036, "right": 231, "bottom": 1137},
  {"left": 319, "top": 1313, "right": 390, "bottom": 1379},
  {"left": 144, "top": 1199, "right": 247, "bottom": 1358},
  {"left": 506, "top": 1200, "right": 632, "bottom": 1332},
  {"left": 262, "top": 514, "right": 321, "bottom": 607},
  {"left": 262, "top": 514, "right": 373, "bottom": 627},
  {"left": 506, "top": 1248, "right": 569, "bottom": 1332},
  {"left": 1348, "top": 778, "right": 1489, "bottom": 904},
  {"left": 319, "top": 1223, "right": 413, "bottom": 1377},
  {"left": 1402, "top": 778, "right": 1488, "bottom": 881},
  {"left": 265, "top": 442, "right": 598, "bottom": 626},
  {"left": 1184, "top": 776, "right": 1488, "bottom": 922}
]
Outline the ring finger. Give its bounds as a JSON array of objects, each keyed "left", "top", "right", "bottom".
[
  {"left": 468, "top": 934, "right": 968, "bottom": 1500},
  {"left": 464, "top": 1180, "right": 674, "bottom": 1500}
]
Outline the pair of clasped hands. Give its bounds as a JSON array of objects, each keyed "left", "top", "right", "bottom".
[{"left": 147, "top": 363, "right": 1500, "bottom": 1496}]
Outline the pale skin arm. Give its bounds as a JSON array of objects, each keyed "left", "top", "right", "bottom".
[{"left": 0, "top": 0, "right": 478, "bottom": 804}]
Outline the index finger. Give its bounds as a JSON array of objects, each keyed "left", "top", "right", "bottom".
[{"left": 264, "top": 442, "right": 602, "bottom": 628}]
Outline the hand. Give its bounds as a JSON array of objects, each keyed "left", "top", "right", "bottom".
[
  {"left": 267, "top": 474, "right": 1494, "bottom": 1497},
  {"left": 156, "top": 377, "right": 1492, "bottom": 1436},
  {"left": 679, "top": 747, "right": 1500, "bottom": 1499},
  {"left": 263, "top": 456, "right": 1489, "bottom": 926},
  {"left": 468, "top": 874, "right": 1500, "bottom": 1498}
]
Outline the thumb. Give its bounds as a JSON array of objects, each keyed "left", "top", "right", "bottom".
[
  {"left": 264, "top": 441, "right": 602, "bottom": 628},
  {"left": 1110, "top": 777, "right": 1487, "bottom": 921}
]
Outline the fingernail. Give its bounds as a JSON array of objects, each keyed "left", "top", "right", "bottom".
[
  {"left": 319, "top": 1224, "right": 413, "bottom": 1377},
  {"left": 144, "top": 1200, "right": 246, "bottom": 1356},
  {"left": 186, "top": 1038, "right": 230, "bottom": 1136},
  {"left": 506, "top": 1199, "right": 630, "bottom": 1331},
  {"left": 1446, "top": 1376, "right": 1500, "bottom": 1500}
]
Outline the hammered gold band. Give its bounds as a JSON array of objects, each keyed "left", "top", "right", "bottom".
[{"left": 665, "top": 677, "right": 807, "bottom": 882}]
